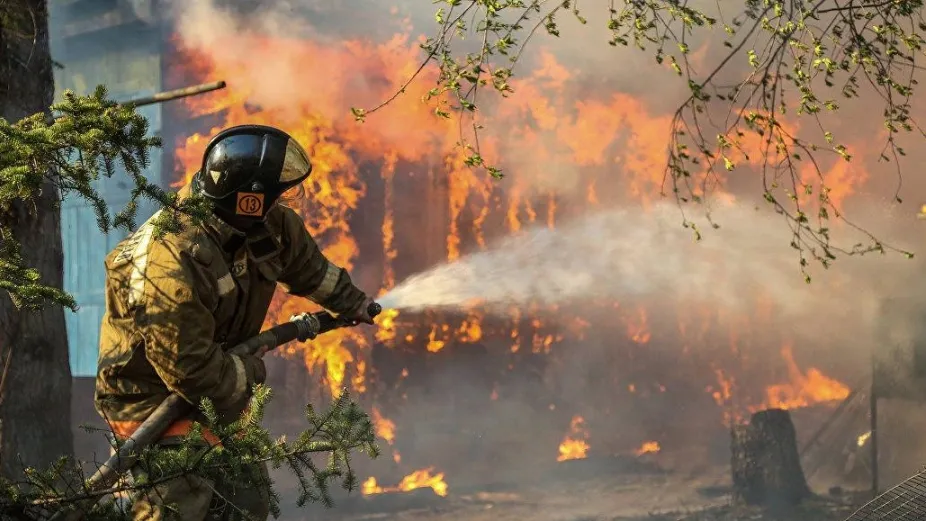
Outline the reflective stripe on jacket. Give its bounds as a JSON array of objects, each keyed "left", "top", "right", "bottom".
[{"left": 108, "top": 419, "right": 223, "bottom": 447}]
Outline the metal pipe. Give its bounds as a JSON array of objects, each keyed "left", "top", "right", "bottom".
[
  {"left": 118, "top": 80, "right": 226, "bottom": 109},
  {"left": 870, "top": 371, "right": 879, "bottom": 498},
  {"left": 47, "top": 80, "right": 226, "bottom": 123}
]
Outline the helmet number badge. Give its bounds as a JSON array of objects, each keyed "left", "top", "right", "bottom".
[{"left": 236, "top": 192, "right": 265, "bottom": 216}]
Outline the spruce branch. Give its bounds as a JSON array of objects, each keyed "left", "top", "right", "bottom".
[
  {"left": 0, "top": 86, "right": 212, "bottom": 311},
  {"left": 1, "top": 385, "right": 378, "bottom": 520}
]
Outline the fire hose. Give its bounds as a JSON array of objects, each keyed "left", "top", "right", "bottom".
[{"left": 46, "top": 301, "right": 382, "bottom": 521}]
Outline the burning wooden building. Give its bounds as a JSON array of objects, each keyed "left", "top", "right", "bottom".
[{"left": 52, "top": 0, "right": 916, "bottom": 506}]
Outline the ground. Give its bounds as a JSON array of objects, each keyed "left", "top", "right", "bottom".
[{"left": 277, "top": 457, "right": 865, "bottom": 521}]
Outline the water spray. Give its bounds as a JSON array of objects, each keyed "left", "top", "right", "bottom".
[{"left": 376, "top": 202, "right": 860, "bottom": 318}]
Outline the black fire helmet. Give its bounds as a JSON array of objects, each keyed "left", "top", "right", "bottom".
[{"left": 193, "top": 125, "right": 312, "bottom": 222}]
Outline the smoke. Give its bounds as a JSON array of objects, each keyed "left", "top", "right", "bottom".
[{"left": 163, "top": 0, "right": 694, "bottom": 192}]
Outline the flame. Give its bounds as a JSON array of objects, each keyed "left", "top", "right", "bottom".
[
  {"left": 381, "top": 150, "right": 398, "bottom": 290},
  {"left": 457, "top": 315, "right": 484, "bottom": 343},
  {"left": 352, "top": 358, "right": 367, "bottom": 394},
  {"left": 371, "top": 407, "right": 396, "bottom": 445},
  {"left": 375, "top": 150, "right": 400, "bottom": 348},
  {"left": 375, "top": 308, "right": 400, "bottom": 345},
  {"left": 857, "top": 431, "right": 872, "bottom": 448},
  {"left": 558, "top": 439, "right": 590, "bottom": 462},
  {"left": 446, "top": 149, "right": 494, "bottom": 261},
  {"left": 634, "top": 441, "right": 661, "bottom": 456},
  {"left": 557, "top": 415, "right": 590, "bottom": 462},
  {"left": 362, "top": 469, "right": 449, "bottom": 497},
  {"left": 626, "top": 306, "right": 651, "bottom": 344},
  {"left": 165, "top": 20, "right": 869, "bottom": 467},
  {"left": 707, "top": 368, "right": 742, "bottom": 426},
  {"left": 709, "top": 369, "right": 735, "bottom": 407},
  {"left": 753, "top": 344, "right": 850, "bottom": 412},
  {"left": 426, "top": 325, "right": 446, "bottom": 353}
]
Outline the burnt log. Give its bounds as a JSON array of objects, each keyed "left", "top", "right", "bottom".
[{"left": 731, "top": 408, "right": 811, "bottom": 507}]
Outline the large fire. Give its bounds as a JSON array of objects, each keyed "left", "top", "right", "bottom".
[{"left": 165, "top": 10, "right": 861, "bottom": 494}]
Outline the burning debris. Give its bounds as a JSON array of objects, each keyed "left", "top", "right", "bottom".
[
  {"left": 362, "top": 469, "right": 449, "bottom": 498},
  {"left": 635, "top": 441, "right": 662, "bottom": 457},
  {"left": 557, "top": 415, "right": 591, "bottom": 462}
]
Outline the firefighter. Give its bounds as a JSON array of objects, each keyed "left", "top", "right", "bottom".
[{"left": 95, "top": 125, "right": 375, "bottom": 521}]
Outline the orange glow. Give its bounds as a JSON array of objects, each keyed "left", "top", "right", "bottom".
[
  {"left": 626, "top": 306, "right": 651, "bottom": 344},
  {"left": 799, "top": 156, "right": 868, "bottom": 212}
]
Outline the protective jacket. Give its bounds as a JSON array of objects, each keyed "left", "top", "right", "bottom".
[{"left": 95, "top": 185, "right": 367, "bottom": 444}]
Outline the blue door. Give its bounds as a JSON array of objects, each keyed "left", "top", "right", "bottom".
[{"left": 60, "top": 99, "right": 163, "bottom": 376}]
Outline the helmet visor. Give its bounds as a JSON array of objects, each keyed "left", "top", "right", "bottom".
[{"left": 280, "top": 139, "right": 312, "bottom": 183}]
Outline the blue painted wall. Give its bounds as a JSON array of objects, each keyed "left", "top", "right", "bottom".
[{"left": 49, "top": 0, "right": 167, "bottom": 377}]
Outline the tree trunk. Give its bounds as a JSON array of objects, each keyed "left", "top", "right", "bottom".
[
  {"left": 731, "top": 409, "right": 810, "bottom": 507},
  {"left": 0, "top": 0, "right": 75, "bottom": 478}
]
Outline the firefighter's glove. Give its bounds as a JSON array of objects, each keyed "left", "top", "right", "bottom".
[{"left": 242, "top": 354, "right": 267, "bottom": 386}]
